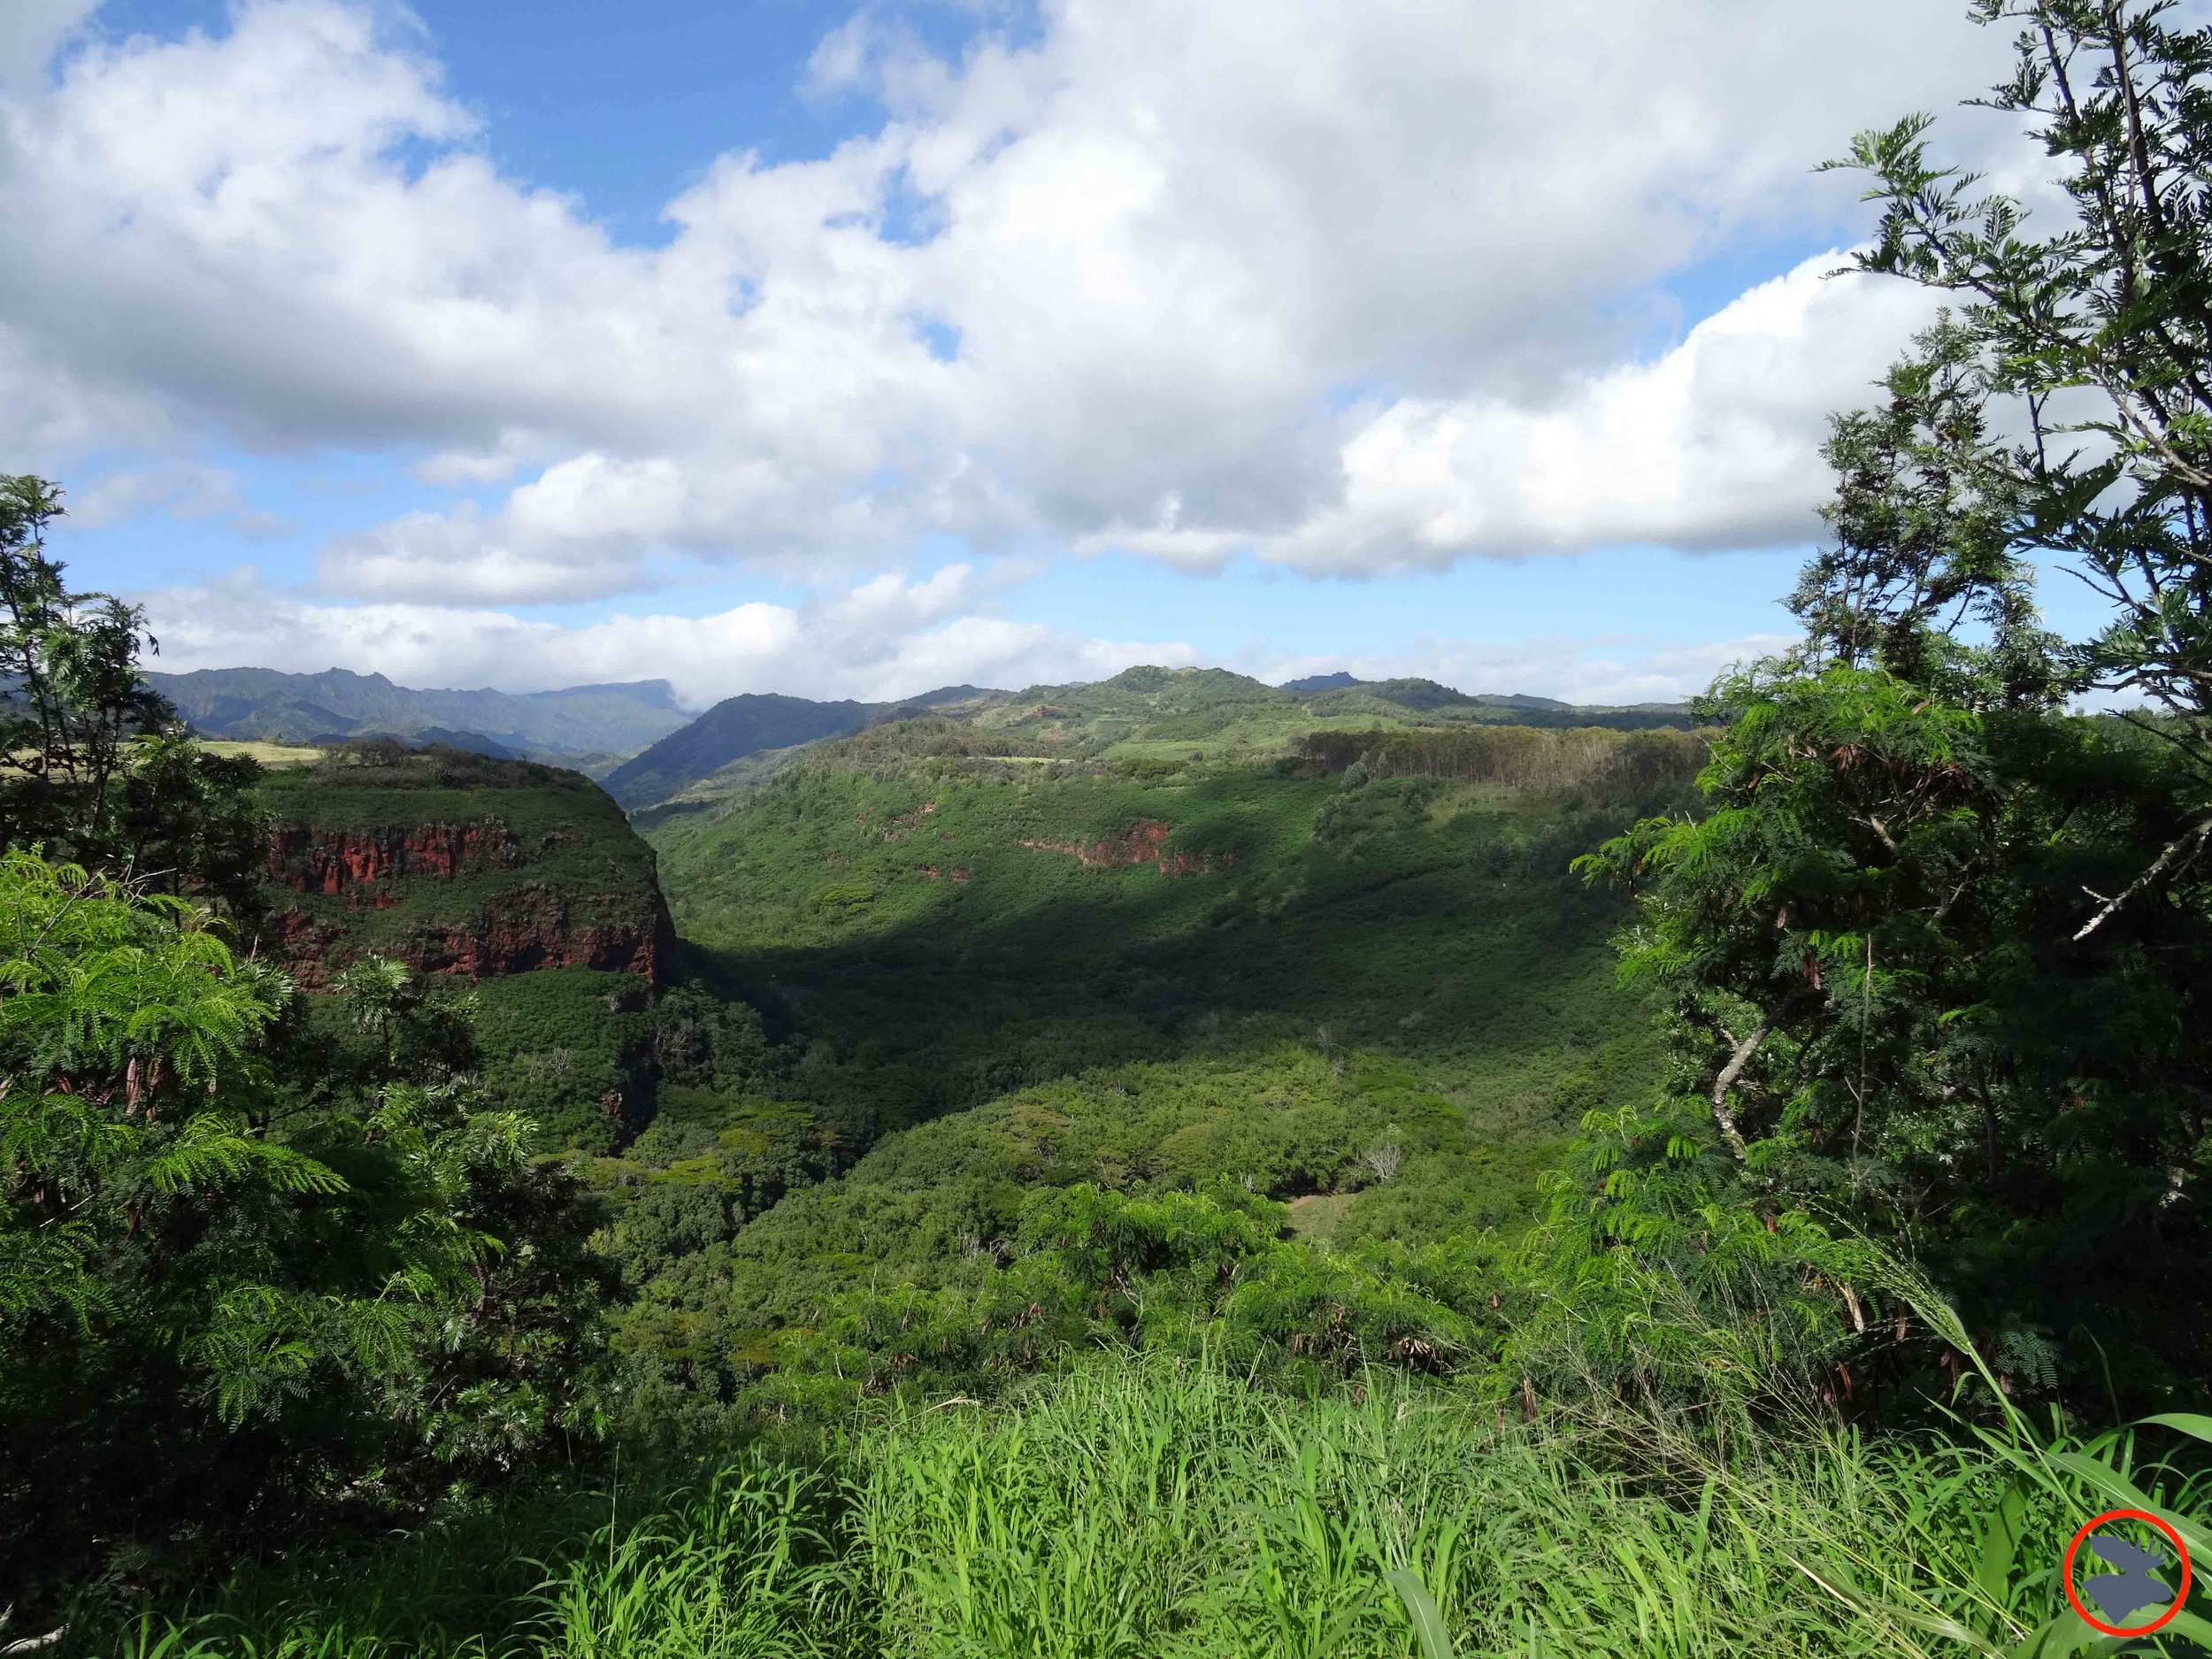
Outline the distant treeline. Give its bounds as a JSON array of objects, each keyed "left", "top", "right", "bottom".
[{"left": 1296, "top": 724, "right": 1709, "bottom": 793}]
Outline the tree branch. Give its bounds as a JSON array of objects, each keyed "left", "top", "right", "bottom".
[
  {"left": 1709, "top": 1018, "right": 1769, "bottom": 1163},
  {"left": 2073, "top": 814, "right": 2212, "bottom": 941}
]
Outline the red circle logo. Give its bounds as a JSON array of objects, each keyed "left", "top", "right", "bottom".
[{"left": 2062, "top": 1509, "right": 2193, "bottom": 1638}]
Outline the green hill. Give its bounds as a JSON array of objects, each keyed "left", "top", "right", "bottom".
[
  {"left": 1302, "top": 677, "right": 1688, "bottom": 727},
  {"left": 604, "top": 665, "right": 1699, "bottom": 817},
  {"left": 251, "top": 747, "right": 679, "bottom": 1151},
  {"left": 603, "top": 684, "right": 1006, "bottom": 809},
  {"left": 603, "top": 692, "right": 881, "bottom": 808}
]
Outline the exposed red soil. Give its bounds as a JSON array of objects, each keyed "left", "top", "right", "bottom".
[{"left": 1017, "top": 818, "right": 1223, "bottom": 874}]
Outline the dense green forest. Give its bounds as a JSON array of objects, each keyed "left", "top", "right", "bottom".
[{"left": 9, "top": 4, "right": 2212, "bottom": 1654}]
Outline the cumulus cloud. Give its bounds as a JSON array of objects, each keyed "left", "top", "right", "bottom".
[
  {"left": 143, "top": 560, "right": 1777, "bottom": 709},
  {"left": 1244, "top": 255, "right": 1946, "bottom": 574},
  {"left": 3, "top": 0, "right": 2039, "bottom": 603},
  {"left": 0, "top": 0, "right": 94, "bottom": 91},
  {"left": 140, "top": 566, "right": 1198, "bottom": 707},
  {"left": 143, "top": 558, "right": 1774, "bottom": 708}
]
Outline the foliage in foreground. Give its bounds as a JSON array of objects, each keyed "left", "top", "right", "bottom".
[
  {"left": 88, "top": 1351, "right": 2212, "bottom": 1659},
  {"left": 0, "top": 475, "right": 265, "bottom": 909},
  {"left": 0, "top": 851, "right": 611, "bottom": 1618},
  {"left": 1568, "top": 0, "right": 2212, "bottom": 1405}
]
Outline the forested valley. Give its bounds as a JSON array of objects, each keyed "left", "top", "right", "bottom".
[{"left": 9, "top": 5, "right": 2212, "bottom": 1655}]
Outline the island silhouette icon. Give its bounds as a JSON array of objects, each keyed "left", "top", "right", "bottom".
[{"left": 2085, "top": 1533, "right": 2174, "bottom": 1625}]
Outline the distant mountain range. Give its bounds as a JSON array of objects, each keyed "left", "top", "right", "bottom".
[
  {"left": 148, "top": 668, "right": 692, "bottom": 764},
  {"left": 153, "top": 663, "right": 1689, "bottom": 810},
  {"left": 617, "top": 665, "right": 1693, "bottom": 811},
  {"left": 1276, "top": 672, "right": 1667, "bottom": 714}
]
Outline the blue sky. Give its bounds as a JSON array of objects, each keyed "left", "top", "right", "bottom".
[{"left": 4, "top": 0, "right": 2089, "bottom": 706}]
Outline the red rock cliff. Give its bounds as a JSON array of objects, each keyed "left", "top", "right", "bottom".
[
  {"left": 260, "top": 819, "right": 675, "bottom": 988},
  {"left": 373, "top": 882, "right": 675, "bottom": 984},
  {"left": 267, "top": 820, "right": 526, "bottom": 896}
]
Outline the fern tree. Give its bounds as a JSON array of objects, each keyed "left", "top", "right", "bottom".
[
  {"left": 1559, "top": 20, "right": 2212, "bottom": 1405},
  {"left": 0, "top": 852, "right": 610, "bottom": 1621},
  {"left": 0, "top": 475, "right": 265, "bottom": 909}
]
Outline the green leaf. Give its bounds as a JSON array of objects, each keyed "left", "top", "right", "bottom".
[
  {"left": 1387, "top": 1568, "right": 1456, "bottom": 1659},
  {"left": 2138, "top": 1413, "right": 2212, "bottom": 1448},
  {"left": 1978, "top": 1479, "right": 2028, "bottom": 1611},
  {"left": 2043, "top": 1451, "right": 2212, "bottom": 1562}
]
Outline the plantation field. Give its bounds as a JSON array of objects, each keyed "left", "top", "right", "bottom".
[{"left": 199, "top": 739, "right": 324, "bottom": 767}]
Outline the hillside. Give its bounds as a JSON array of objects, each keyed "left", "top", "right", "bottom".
[
  {"left": 250, "top": 747, "right": 680, "bottom": 1150},
  {"left": 150, "top": 666, "right": 692, "bottom": 760},
  {"left": 1297, "top": 677, "right": 1688, "bottom": 727},
  {"left": 603, "top": 692, "right": 879, "bottom": 808},
  {"left": 603, "top": 684, "right": 1005, "bottom": 808},
  {"left": 602, "top": 715, "right": 1713, "bottom": 1421},
  {"left": 616, "top": 664, "right": 1700, "bottom": 816}
]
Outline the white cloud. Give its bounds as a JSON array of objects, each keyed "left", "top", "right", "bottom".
[
  {"left": 71, "top": 460, "right": 295, "bottom": 540},
  {"left": 141, "top": 566, "right": 1198, "bottom": 706},
  {"left": 3, "top": 0, "right": 2042, "bottom": 603},
  {"left": 0, "top": 0, "right": 94, "bottom": 91},
  {"left": 73, "top": 464, "right": 240, "bottom": 528},
  {"left": 144, "top": 560, "right": 1776, "bottom": 709},
  {"left": 1240, "top": 255, "right": 1946, "bottom": 574}
]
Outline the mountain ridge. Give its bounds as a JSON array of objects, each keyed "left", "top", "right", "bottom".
[
  {"left": 150, "top": 666, "right": 692, "bottom": 760},
  {"left": 154, "top": 661, "right": 1693, "bottom": 813},
  {"left": 603, "top": 682, "right": 1009, "bottom": 810}
]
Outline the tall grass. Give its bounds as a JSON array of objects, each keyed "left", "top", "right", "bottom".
[{"left": 98, "top": 1351, "right": 2212, "bottom": 1658}]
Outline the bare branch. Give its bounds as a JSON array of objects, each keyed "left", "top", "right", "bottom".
[
  {"left": 1709, "top": 1018, "right": 1769, "bottom": 1163},
  {"left": 2073, "top": 814, "right": 2212, "bottom": 941}
]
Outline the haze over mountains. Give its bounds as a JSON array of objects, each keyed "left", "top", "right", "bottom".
[{"left": 149, "top": 667, "right": 693, "bottom": 766}]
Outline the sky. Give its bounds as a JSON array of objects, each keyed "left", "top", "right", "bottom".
[{"left": 0, "top": 0, "right": 2113, "bottom": 710}]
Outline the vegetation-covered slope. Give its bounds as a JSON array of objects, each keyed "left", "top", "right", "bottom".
[
  {"left": 1301, "top": 678, "right": 1688, "bottom": 728},
  {"left": 607, "top": 718, "right": 1704, "bottom": 1423},
  {"left": 255, "top": 748, "right": 672, "bottom": 982},
  {"left": 959, "top": 665, "right": 1693, "bottom": 761},
  {"left": 253, "top": 747, "right": 680, "bottom": 1151},
  {"left": 603, "top": 692, "right": 881, "bottom": 808},
  {"left": 609, "top": 665, "right": 1698, "bottom": 815},
  {"left": 603, "top": 684, "right": 1005, "bottom": 808}
]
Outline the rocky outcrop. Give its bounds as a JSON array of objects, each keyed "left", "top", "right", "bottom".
[
  {"left": 259, "top": 908, "right": 348, "bottom": 970},
  {"left": 1018, "top": 818, "right": 1222, "bottom": 874},
  {"left": 258, "top": 817, "right": 675, "bottom": 989},
  {"left": 374, "top": 883, "right": 675, "bottom": 984},
  {"left": 263, "top": 883, "right": 675, "bottom": 989},
  {"left": 266, "top": 820, "right": 523, "bottom": 897}
]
